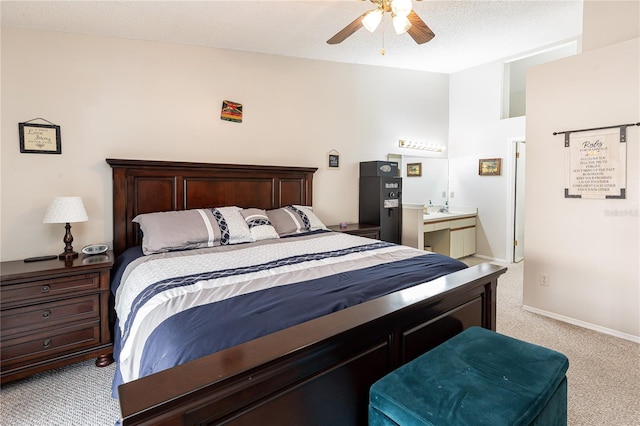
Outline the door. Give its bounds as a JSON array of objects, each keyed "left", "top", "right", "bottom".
[{"left": 513, "top": 141, "right": 526, "bottom": 262}]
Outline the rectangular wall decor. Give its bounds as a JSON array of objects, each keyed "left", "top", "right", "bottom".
[
  {"left": 407, "top": 162, "right": 422, "bottom": 177},
  {"left": 327, "top": 150, "right": 340, "bottom": 169},
  {"left": 565, "top": 127, "right": 626, "bottom": 199},
  {"left": 221, "top": 100, "right": 243, "bottom": 123},
  {"left": 478, "top": 158, "right": 501, "bottom": 176},
  {"left": 19, "top": 122, "right": 62, "bottom": 154}
]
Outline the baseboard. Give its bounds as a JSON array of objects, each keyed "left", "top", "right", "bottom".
[{"left": 522, "top": 305, "right": 640, "bottom": 344}]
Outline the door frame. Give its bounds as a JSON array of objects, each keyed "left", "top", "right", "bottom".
[{"left": 505, "top": 137, "right": 525, "bottom": 263}]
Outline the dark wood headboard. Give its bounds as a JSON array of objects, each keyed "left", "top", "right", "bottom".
[{"left": 106, "top": 159, "right": 317, "bottom": 256}]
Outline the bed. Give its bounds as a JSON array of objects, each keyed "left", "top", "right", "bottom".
[{"left": 107, "top": 158, "right": 507, "bottom": 426}]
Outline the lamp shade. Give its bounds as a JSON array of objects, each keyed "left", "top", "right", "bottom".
[{"left": 43, "top": 196, "right": 88, "bottom": 224}]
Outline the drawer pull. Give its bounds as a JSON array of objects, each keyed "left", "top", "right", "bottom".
[
  {"left": 43, "top": 339, "right": 52, "bottom": 348},
  {"left": 41, "top": 285, "right": 50, "bottom": 293},
  {"left": 42, "top": 310, "right": 51, "bottom": 318}
]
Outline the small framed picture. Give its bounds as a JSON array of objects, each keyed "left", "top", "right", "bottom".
[
  {"left": 19, "top": 123, "right": 62, "bottom": 154},
  {"left": 479, "top": 158, "right": 501, "bottom": 176},
  {"left": 407, "top": 162, "right": 422, "bottom": 177},
  {"left": 221, "top": 100, "right": 243, "bottom": 123},
  {"left": 327, "top": 150, "right": 340, "bottom": 169}
]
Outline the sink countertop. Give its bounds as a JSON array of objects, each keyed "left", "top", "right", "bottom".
[{"left": 423, "top": 211, "right": 477, "bottom": 221}]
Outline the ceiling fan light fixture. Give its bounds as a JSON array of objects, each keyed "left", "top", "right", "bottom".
[
  {"left": 391, "top": 0, "right": 412, "bottom": 17},
  {"left": 326, "top": 0, "right": 434, "bottom": 46},
  {"left": 392, "top": 15, "right": 412, "bottom": 35},
  {"left": 362, "top": 9, "right": 383, "bottom": 32}
]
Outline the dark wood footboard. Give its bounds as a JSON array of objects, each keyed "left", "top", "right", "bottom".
[{"left": 118, "top": 263, "right": 506, "bottom": 426}]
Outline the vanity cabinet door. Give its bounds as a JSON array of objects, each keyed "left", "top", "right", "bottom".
[
  {"left": 462, "top": 227, "right": 476, "bottom": 257},
  {"left": 449, "top": 218, "right": 476, "bottom": 259}
]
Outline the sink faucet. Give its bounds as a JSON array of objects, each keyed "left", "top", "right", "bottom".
[{"left": 439, "top": 201, "right": 449, "bottom": 213}]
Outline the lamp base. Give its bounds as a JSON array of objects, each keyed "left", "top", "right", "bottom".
[
  {"left": 58, "top": 251, "right": 79, "bottom": 260},
  {"left": 59, "top": 222, "right": 78, "bottom": 261}
]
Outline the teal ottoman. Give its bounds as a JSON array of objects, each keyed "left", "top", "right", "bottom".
[{"left": 369, "top": 326, "right": 569, "bottom": 425}]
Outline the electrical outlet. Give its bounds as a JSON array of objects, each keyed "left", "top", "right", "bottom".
[
  {"left": 442, "top": 191, "right": 446, "bottom": 198},
  {"left": 450, "top": 191, "right": 455, "bottom": 198},
  {"left": 540, "top": 273, "right": 550, "bottom": 287}
]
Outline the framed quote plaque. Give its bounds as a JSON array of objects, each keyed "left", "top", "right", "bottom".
[
  {"left": 564, "top": 127, "right": 626, "bottom": 199},
  {"left": 19, "top": 122, "right": 62, "bottom": 154}
]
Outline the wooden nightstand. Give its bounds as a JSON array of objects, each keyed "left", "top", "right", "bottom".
[
  {"left": 327, "top": 223, "right": 381, "bottom": 239},
  {"left": 0, "top": 252, "right": 114, "bottom": 384}
]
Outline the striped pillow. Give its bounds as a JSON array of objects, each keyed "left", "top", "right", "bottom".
[
  {"left": 266, "top": 205, "right": 328, "bottom": 237},
  {"left": 133, "top": 206, "right": 253, "bottom": 255},
  {"left": 241, "top": 208, "right": 279, "bottom": 241}
]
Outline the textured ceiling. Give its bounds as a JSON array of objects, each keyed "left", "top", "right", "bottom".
[{"left": 1, "top": 0, "right": 584, "bottom": 74}]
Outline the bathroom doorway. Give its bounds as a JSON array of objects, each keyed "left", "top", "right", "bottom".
[{"left": 513, "top": 141, "right": 526, "bottom": 262}]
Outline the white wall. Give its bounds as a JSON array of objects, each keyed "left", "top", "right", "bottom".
[
  {"left": 524, "top": 36, "right": 639, "bottom": 340},
  {"left": 582, "top": 0, "right": 640, "bottom": 51},
  {"left": 447, "top": 1, "right": 639, "bottom": 339},
  {"left": 522, "top": 0, "right": 640, "bottom": 341},
  {"left": 504, "top": 42, "right": 578, "bottom": 119},
  {"left": 0, "top": 28, "right": 449, "bottom": 261},
  {"left": 448, "top": 61, "right": 526, "bottom": 262}
]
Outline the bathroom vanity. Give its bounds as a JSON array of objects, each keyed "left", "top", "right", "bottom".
[{"left": 402, "top": 205, "right": 477, "bottom": 259}]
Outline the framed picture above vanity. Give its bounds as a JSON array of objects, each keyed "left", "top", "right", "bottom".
[{"left": 407, "top": 162, "right": 422, "bottom": 177}]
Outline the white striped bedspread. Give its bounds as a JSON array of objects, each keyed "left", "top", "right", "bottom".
[{"left": 111, "top": 231, "right": 467, "bottom": 394}]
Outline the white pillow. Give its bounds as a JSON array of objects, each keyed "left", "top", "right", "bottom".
[{"left": 240, "top": 208, "right": 280, "bottom": 241}]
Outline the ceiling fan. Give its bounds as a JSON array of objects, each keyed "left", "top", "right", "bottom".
[{"left": 327, "top": 0, "right": 435, "bottom": 45}]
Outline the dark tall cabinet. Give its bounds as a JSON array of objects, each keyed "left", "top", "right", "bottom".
[{"left": 359, "top": 161, "right": 402, "bottom": 244}]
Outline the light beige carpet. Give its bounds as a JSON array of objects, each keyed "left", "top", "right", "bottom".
[
  {"left": 467, "top": 259, "right": 640, "bottom": 425},
  {"left": 1, "top": 258, "right": 638, "bottom": 425}
]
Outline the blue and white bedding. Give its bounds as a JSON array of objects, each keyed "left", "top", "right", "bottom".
[{"left": 110, "top": 230, "right": 467, "bottom": 397}]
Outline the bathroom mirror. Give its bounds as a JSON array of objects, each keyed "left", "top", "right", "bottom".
[{"left": 387, "top": 154, "right": 448, "bottom": 206}]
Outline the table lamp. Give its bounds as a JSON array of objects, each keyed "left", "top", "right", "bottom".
[{"left": 43, "top": 196, "right": 88, "bottom": 260}]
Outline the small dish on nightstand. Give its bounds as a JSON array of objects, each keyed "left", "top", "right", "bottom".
[
  {"left": 82, "top": 254, "right": 110, "bottom": 265},
  {"left": 81, "top": 244, "right": 109, "bottom": 255}
]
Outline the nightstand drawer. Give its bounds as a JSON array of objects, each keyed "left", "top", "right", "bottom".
[
  {"left": 1, "top": 321, "right": 101, "bottom": 367},
  {"left": 1, "top": 273, "right": 100, "bottom": 305},
  {"left": 355, "top": 231, "right": 380, "bottom": 239},
  {"left": 1, "top": 295, "right": 100, "bottom": 337},
  {"left": 327, "top": 224, "right": 381, "bottom": 240}
]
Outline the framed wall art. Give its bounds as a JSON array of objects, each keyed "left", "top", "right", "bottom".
[
  {"left": 407, "top": 162, "right": 422, "bottom": 177},
  {"left": 19, "top": 122, "right": 62, "bottom": 154},
  {"left": 479, "top": 158, "right": 501, "bottom": 176},
  {"left": 561, "top": 125, "right": 630, "bottom": 199},
  {"left": 327, "top": 149, "right": 340, "bottom": 169},
  {"left": 221, "top": 100, "right": 243, "bottom": 123}
]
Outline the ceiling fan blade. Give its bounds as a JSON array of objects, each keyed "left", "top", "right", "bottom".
[
  {"left": 406, "top": 10, "right": 435, "bottom": 44},
  {"left": 327, "top": 14, "right": 365, "bottom": 44}
]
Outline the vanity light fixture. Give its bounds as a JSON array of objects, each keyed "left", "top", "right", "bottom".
[
  {"left": 43, "top": 196, "right": 88, "bottom": 260},
  {"left": 398, "top": 140, "right": 446, "bottom": 152}
]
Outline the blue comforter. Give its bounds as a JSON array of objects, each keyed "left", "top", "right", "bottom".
[{"left": 111, "top": 231, "right": 466, "bottom": 397}]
